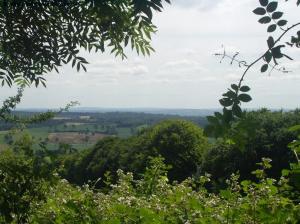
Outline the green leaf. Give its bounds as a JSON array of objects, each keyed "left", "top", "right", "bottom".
[
  {"left": 264, "top": 51, "right": 272, "bottom": 63},
  {"left": 271, "top": 45, "right": 284, "bottom": 59},
  {"left": 272, "top": 11, "right": 283, "bottom": 19},
  {"left": 224, "top": 90, "right": 236, "bottom": 98},
  {"left": 231, "top": 84, "right": 239, "bottom": 91},
  {"left": 240, "top": 86, "right": 250, "bottom": 92},
  {"left": 238, "top": 94, "right": 252, "bottom": 102},
  {"left": 253, "top": 7, "right": 266, "bottom": 15},
  {"left": 282, "top": 169, "right": 291, "bottom": 177},
  {"left": 77, "top": 62, "right": 80, "bottom": 71},
  {"left": 266, "top": 2, "right": 278, "bottom": 12},
  {"left": 267, "top": 24, "right": 277, "bottom": 32},
  {"left": 259, "top": 0, "right": 269, "bottom": 6},
  {"left": 277, "top": 20, "right": 287, "bottom": 26},
  {"left": 267, "top": 36, "right": 275, "bottom": 48},
  {"left": 220, "top": 190, "right": 232, "bottom": 199},
  {"left": 219, "top": 98, "right": 233, "bottom": 107},
  {"left": 258, "top": 16, "right": 271, "bottom": 24},
  {"left": 72, "top": 59, "right": 76, "bottom": 68},
  {"left": 261, "top": 64, "right": 269, "bottom": 73},
  {"left": 143, "top": 7, "right": 153, "bottom": 20}
]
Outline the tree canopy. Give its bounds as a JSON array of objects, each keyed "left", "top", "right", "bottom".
[
  {"left": 61, "top": 120, "right": 209, "bottom": 186},
  {"left": 0, "top": 0, "right": 170, "bottom": 87}
]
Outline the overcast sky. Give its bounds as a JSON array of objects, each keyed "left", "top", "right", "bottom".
[{"left": 1, "top": 0, "right": 300, "bottom": 109}]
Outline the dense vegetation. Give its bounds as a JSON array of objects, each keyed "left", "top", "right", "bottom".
[
  {"left": 201, "top": 109, "right": 300, "bottom": 187},
  {"left": 60, "top": 110, "right": 300, "bottom": 188},
  {"left": 1, "top": 109, "right": 300, "bottom": 223},
  {"left": 61, "top": 119, "right": 209, "bottom": 186}
]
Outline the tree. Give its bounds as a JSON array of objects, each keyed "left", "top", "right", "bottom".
[
  {"left": 201, "top": 110, "right": 300, "bottom": 189},
  {"left": 138, "top": 120, "right": 209, "bottom": 181},
  {"left": 0, "top": 0, "right": 170, "bottom": 87}
]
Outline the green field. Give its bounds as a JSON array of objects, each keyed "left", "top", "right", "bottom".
[{"left": 0, "top": 123, "right": 136, "bottom": 151}]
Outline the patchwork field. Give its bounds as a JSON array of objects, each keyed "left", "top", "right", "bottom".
[
  {"left": 48, "top": 132, "right": 111, "bottom": 144},
  {"left": 0, "top": 111, "right": 208, "bottom": 151}
]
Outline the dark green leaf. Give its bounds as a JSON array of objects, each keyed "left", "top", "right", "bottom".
[
  {"left": 272, "top": 11, "right": 283, "bottom": 19},
  {"left": 253, "top": 7, "right": 266, "bottom": 15},
  {"left": 271, "top": 45, "right": 285, "bottom": 58},
  {"left": 238, "top": 94, "right": 252, "bottom": 102},
  {"left": 219, "top": 98, "right": 233, "bottom": 107},
  {"left": 267, "top": 36, "right": 275, "bottom": 48},
  {"left": 258, "top": 16, "right": 271, "bottom": 24},
  {"left": 231, "top": 84, "right": 239, "bottom": 91},
  {"left": 223, "top": 90, "right": 236, "bottom": 99},
  {"left": 267, "top": 24, "right": 277, "bottom": 32},
  {"left": 261, "top": 64, "right": 269, "bottom": 73},
  {"left": 77, "top": 62, "right": 80, "bottom": 71},
  {"left": 264, "top": 51, "right": 272, "bottom": 63},
  {"left": 266, "top": 2, "right": 278, "bottom": 12},
  {"left": 240, "top": 86, "right": 251, "bottom": 92},
  {"left": 277, "top": 20, "right": 287, "bottom": 26},
  {"left": 259, "top": 0, "right": 269, "bottom": 6}
]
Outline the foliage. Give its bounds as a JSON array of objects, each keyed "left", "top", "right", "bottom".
[
  {"left": 0, "top": 148, "right": 56, "bottom": 224},
  {"left": 29, "top": 157, "right": 300, "bottom": 224},
  {"left": 208, "top": 0, "right": 300, "bottom": 140},
  {"left": 201, "top": 109, "right": 300, "bottom": 188},
  {"left": 61, "top": 120, "right": 209, "bottom": 186},
  {"left": 287, "top": 124, "right": 300, "bottom": 191},
  {"left": 138, "top": 119, "right": 209, "bottom": 181},
  {"left": 0, "top": 0, "right": 170, "bottom": 87}
]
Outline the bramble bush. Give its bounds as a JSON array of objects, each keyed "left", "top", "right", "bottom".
[{"left": 29, "top": 157, "right": 300, "bottom": 224}]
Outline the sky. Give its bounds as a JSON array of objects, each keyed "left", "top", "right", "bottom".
[{"left": 1, "top": 0, "right": 300, "bottom": 109}]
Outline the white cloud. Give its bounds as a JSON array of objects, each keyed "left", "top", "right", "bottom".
[{"left": 173, "top": 0, "right": 223, "bottom": 10}]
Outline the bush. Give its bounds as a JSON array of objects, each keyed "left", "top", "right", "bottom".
[
  {"left": 30, "top": 157, "right": 300, "bottom": 224},
  {"left": 0, "top": 150, "right": 50, "bottom": 223}
]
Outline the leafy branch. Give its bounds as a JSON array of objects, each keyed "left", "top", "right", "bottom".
[
  {"left": 0, "top": 87, "right": 79, "bottom": 129},
  {"left": 0, "top": 0, "right": 171, "bottom": 87},
  {"left": 206, "top": 0, "right": 300, "bottom": 140}
]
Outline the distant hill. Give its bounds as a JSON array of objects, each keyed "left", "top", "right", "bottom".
[{"left": 18, "top": 107, "right": 220, "bottom": 117}]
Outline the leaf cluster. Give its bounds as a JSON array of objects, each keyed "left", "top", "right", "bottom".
[
  {"left": 210, "top": 0, "right": 300, "bottom": 139},
  {"left": 206, "top": 84, "right": 251, "bottom": 138},
  {"left": 0, "top": 0, "right": 170, "bottom": 86}
]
